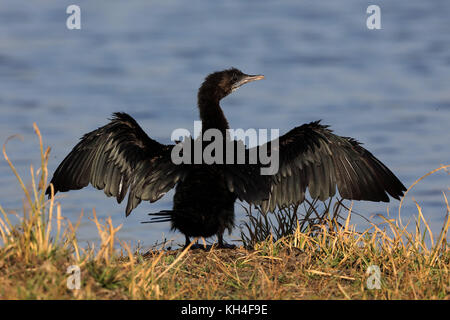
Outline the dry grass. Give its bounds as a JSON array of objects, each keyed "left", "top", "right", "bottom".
[{"left": 0, "top": 124, "right": 448, "bottom": 299}]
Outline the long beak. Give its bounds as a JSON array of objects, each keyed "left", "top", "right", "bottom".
[
  {"left": 233, "top": 74, "right": 264, "bottom": 90},
  {"left": 241, "top": 74, "right": 265, "bottom": 85}
]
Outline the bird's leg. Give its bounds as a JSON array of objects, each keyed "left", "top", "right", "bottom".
[
  {"left": 217, "top": 233, "right": 236, "bottom": 249},
  {"left": 184, "top": 235, "right": 207, "bottom": 250},
  {"left": 183, "top": 235, "right": 191, "bottom": 250}
]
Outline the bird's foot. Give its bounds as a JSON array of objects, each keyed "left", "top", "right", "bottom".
[
  {"left": 183, "top": 242, "right": 236, "bottom": 250},
  {"left": 216, "top": 234, "right": 236, "bottom": 249},
  {"left": 187, "top": 243, "right": 208, "bottom": 250},
  {"left": 183, "top": 236, "right": 208, "bottom": 250},
  {"left": 215, "top": 242, "right": 236, "bottom": 249},
  {"left": 183, "top": 236, "right": 236, "bottom": 251}
]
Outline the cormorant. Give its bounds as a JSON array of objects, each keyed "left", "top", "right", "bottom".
[{"left": 46, "top": 68, "right": 406, "bottom": 248}]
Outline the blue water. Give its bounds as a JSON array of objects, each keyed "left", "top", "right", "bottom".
[{"left": 1, "top": 1, "right": 449, "bottom": 248}]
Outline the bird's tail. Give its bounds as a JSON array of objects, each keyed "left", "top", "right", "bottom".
[{"left": 141, "top": 210, "right": 173, "bottom": 224}]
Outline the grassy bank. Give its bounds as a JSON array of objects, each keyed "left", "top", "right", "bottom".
[{"left": 0, "top": 124, "right": 449, "bottom": 299}]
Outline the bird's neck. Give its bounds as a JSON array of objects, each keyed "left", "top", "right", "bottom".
[{"left": 197, "top": 91, "right": 229, "bottom": 134}]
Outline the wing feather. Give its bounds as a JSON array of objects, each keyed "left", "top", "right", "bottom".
[
  {"left": 46, "top": 112, "right": 186, "bottom": 216},
  {"left": 248, "top": 121, "right": 406, "bottom": 212}
]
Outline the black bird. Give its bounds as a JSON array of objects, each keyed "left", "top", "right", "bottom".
[{"left": 46, "top": 68, "right": 406, "bottom": 248}]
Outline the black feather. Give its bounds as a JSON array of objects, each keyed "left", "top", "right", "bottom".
[{"left": 46, "top": 68, "right": 406, "bottom": 248}]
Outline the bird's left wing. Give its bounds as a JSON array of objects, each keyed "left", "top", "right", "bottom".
[{"left": 239, "top": 121, "right": 406, "bottom": 213}]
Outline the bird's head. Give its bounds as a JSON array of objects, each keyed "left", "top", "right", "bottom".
[{"left": 199, "top": 68, "right": 264, "bottom": 101}]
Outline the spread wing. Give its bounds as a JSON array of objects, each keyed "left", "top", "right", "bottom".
[
  {"left": 232, "top": 121, "right": 406, "bottom": 212},
  {"left": 46, "top": 112, "right": 186, "bottom": 216}
]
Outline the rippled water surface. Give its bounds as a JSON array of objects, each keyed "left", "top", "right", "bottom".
[{"left": 1, "top": 1, "right": 449, "bottom": 247}]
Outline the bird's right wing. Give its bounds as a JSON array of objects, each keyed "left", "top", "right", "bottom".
[{"left": 46, "top": 112, "right": 186, "bottom": 216}]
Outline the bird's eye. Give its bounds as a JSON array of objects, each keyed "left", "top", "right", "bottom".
[{"left": 232, "top": 74, "right": 238, "bottom": 82}]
